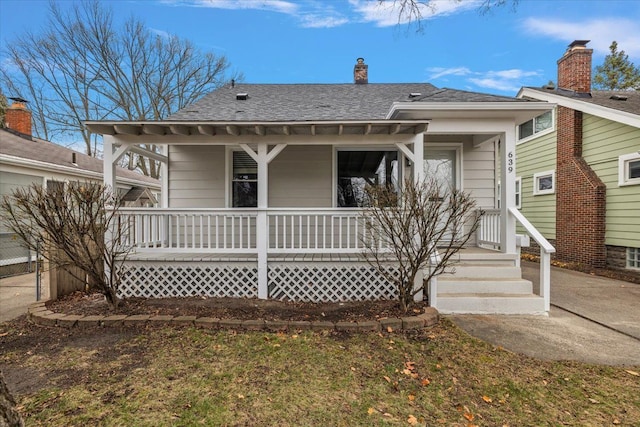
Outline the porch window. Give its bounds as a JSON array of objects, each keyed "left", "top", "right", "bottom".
[
  {"left": 337, "top": 150, "right": 398, "bottom": 207},
  {"left": 232, "top": 151, "right": 257, "bottom": 207},
  {"left": 533, "top": 170, "right": 555, "bottom": 195},
  {"left": 518, "top": 110, "right": 553, "bottom": 141},
  {"left": 628, "top": 248, "right": 640, "bottom": 270},
  {"left": 618, "top": 152, "right": 640, "bottom": 186}
]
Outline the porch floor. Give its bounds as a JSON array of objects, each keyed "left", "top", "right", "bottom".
[{"left": 125, "top": 246, "right": 503, "bottom": 262}]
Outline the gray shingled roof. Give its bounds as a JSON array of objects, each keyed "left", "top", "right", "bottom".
[
  {"left": 0, "top": 128, "right": 160, "bottom": 187},
  {"left": 524, "top": 87, "right": 640, "bottom": 116},
  {"left": 168, "top": 83, "right": 525, "bottom": 122}
]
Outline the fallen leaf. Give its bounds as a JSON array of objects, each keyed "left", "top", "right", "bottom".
[
  {"left": 237, "top": 394, "right": 245, "bottom": 399},
  {"left": 463, "top": 412, "right": 474, "bottom": 421},
  {"left": 387, "top": 326, "right": 393, "bottom": 333},
  {"left": 421, "top": 378, "right": 431, "bottom": 386},
  {"left": 625, "top": 370, "right": 639, "bottom": 377},
  {"left": 405, "top": 361, "right": 416, "bottom": 370},
  {"left": 407, "top": 394, "right": 415, "bottom": 402},
  {"left": 350, "top": 367, "right": 356, "bottom": 372},
  {"left": 482, "top": 395, "right": 492, "bottom": 403},
  {"left": 383, "top": 412, "right": 392, "bottom": 418},
  {"left": 436, "top": 363, "right": 441, "bottom": 369},
  {"left": 402, "top": 369, "right": 412, "bottom": 376},
  {"left": 367, "top": 407, "right": 376, "bottom": 415},
  {"left": 613, "top": 418, "right": 621, "bottom": 424},
  {"left": 0, "top": 332, "right": 9, "bottom": 337},
  {"left": 383, "top": 376, "right": 391, "bottom": 383},
  {"left": 588, "top": 398, "right": 599, "bottom": 404},
  {"left": 407, "top": 414, "right": 418, "bottom": 425}
]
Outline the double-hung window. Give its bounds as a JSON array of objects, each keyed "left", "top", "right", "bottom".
[{"left": 232, "top": 151, "right": 257, "bottom": 207}]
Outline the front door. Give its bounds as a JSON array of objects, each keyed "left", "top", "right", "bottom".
[{"left": 423, "top": 146, "right": 460, "bottom": 191}]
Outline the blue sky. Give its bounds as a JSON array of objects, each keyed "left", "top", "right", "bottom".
[{"left": 1, "top": 0, "right": 640, "bottom": 96}]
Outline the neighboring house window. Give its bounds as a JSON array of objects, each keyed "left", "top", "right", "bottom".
[
  {"left": 232, "top": 151, "right": 257, "bottom": 207},
  {"left": 628, "top": 248, "right": 640, "bottom": 270},
  {"left": 518, "top": 110, "right": 553, "bottom": 141},
  {"left": 533, "top": 170, "right": 555, "bottom": 195},
  {"left": 496, "top": 179, "right": 520, "bottom": 208},
  {"left": 337, "top": 150, "right": 398, "bottom": 207},
  {"left": 618, "top": 152, "right": 640, "bottom": 186}
]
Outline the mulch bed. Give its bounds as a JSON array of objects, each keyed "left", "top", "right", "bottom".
[{"left": 46, "top": 292, "right": 427, "bottom": 323}]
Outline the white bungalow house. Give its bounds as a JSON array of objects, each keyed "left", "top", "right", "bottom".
[{"left": 86, "top": 59, "right": 555, "bottom": 314}]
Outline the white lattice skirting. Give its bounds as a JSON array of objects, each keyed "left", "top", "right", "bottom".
[
  {"left": 269, "top": 262, "right": 398, "bottom": 302},
  {"left": 118, "top": 261, "right": 259, "bottom": 299},
  {"left": 117, "top": 260, "right": 398, "bottom": 302}
]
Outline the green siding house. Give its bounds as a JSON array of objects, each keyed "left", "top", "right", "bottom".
[{"left": 515, "top": 40, "right": 640, "bottom": 274}]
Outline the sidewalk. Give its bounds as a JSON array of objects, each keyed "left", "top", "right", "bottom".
[
  {"left": 450, "top": 261, "right": 640, "bottom": 366},
  {"left": 0, "top": 272, "right": 48, "bottom": 323}
]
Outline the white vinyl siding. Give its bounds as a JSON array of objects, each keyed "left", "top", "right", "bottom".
[
  {"left": 0, "top": 171, "right": 42, "bottom": 233},
  {"left": 582, "top": 114, "right": 640, "bottom": 247},
  {"left": 269, "top": 145, "right": 333, "bottom": 207},
  {"left": 168, "top": 145, "right": 226, "bottom": 208}
]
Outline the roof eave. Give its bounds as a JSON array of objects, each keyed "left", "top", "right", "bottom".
[{"left": 518, "top": 88, "right": 640, "bottom": 128}]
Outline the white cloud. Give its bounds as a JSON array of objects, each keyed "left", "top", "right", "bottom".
[
  {"left": 428, "top": 66, "right": 542, "bottom": 93},
  {"left": 349, "top": 0, "right": 480, "bottom": 27},
  {"left": 427, "top": 67, "right": 472, "bottom": 79},
  {"left": 523, "top": 17, "right": 640, "bottom": 59},
  {"left": 173, "top": 0, "right": 299, "bottom": 14},
  {"left": 162, "top": 0, "right": 349, "bottom": 29}
]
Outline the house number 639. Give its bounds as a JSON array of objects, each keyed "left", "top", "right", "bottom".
[{"left": 507, "top": 151, "right": 514, "bottom": 173}]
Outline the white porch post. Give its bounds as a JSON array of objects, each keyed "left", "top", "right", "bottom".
[
  {"left": 102, "top": 135, "right": 117, "bottom": 191},
  {"left": 160, "top": 144, "right": 169, "bottom": 208},
  {"left": 499, "top": 129, "right": 517, "bottom": 254},
  {"left": 256, "top": 143, "right": 269, "bottom": 299},
  {"left": 412, "top": 133, "right": 425, "bottom": 302}
]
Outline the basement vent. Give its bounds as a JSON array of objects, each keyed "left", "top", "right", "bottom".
[
  {"left": 610, "top": 95, "right": 628, "bottom": 101},
  {"left": 236, "top": 93, "right": 248, "bottom": 100}
]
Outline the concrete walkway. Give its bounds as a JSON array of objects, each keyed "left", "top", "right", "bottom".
[
  {"left": 450, "top": 261, "right": 640, "bottom": 366},
  {"left": 0, "top": 272, "right": 48, "bottom": 323}
]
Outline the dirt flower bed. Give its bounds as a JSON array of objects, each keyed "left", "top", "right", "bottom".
[{"left": 45, "top": 291, "right": 428, "bottom": 322}]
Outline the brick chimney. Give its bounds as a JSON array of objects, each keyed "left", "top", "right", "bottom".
[
  {"left": 5, "top": 97, "right": 32, "bottom": 136},
  {"left": 354, "top": 57, "right": 368, "bottom": 84},
  {"left": 555, "top": 40, "right": 606, "bottom": 269},
  {"left": 557, "top": 40, "right": 592, "bottom": 93}
]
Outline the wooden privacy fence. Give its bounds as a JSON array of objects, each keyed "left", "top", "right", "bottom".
[{"left": 48, "top": 246, "right": 103, "bottom": 300}]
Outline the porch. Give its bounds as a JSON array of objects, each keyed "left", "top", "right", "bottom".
[{"left": 113, "top": 206, "right": 554, "bottom": 314}]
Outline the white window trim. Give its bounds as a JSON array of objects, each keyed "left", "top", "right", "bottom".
[
  {"left": 424, "top": 142, "right": 463, "bottom": 191},
  {"left": 533, "top": 170, "right": 555, "bottom": 195},
  {"left": 515, "top": 176, "right": 522, "bottom": 209},
  {"left": 517, "top": 110, "right": 555, "bottom": 145},
  {"left": 226, "top": 146, "right": 259, "bottom": 208},
  {"left": 627, "top": 247, "right": 640, "bottom": 270},
  {"left": 618, "top": 152, "right": 640, "bottom": 187}
]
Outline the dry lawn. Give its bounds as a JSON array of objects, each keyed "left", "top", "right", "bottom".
[{"left": 1, "top": 317, "right": 639, "bottom": 426}]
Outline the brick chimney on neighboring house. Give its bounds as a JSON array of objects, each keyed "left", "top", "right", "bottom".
[
  {"left": 5, "top": 97, "right": 32, "bottom": 136},
  {"left": 555, "top": 40, "right": 607, "bottom": 268},
  {"left": 354, "top": 58, "right": 368, "bottom": 84}
]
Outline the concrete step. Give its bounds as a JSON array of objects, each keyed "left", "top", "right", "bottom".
[
  {"left": 436, "top": 278, "right": 533, "bottom": 294},
  {"left": 443, "top": 265, "right": 522, "bottom": 279},
  {"left": 452, "top": 251, "right": 518, "bottom": 263},
  {"left": 435, "top": 293, "right": 546, "bottom": 315}
]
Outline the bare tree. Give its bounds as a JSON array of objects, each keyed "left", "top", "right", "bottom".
[
  {"left": 361, "top": 179, "right": 482, "bottom": 312},
  {"left": 380, "top": 0, "right": 518, "bottom": 31},
  {"left": 1, "top": 182, "right": 132, "bottom": 310},
  {"left": 1, "top": 0, "right": 239, "bottom": 176}
]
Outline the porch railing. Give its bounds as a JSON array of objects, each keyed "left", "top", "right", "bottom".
[
  {"left": 115, "top": 208, "right": 386, "bottom": 254},
  {"left": 476, "top": 207, "right": 555, "bottom": 312}
]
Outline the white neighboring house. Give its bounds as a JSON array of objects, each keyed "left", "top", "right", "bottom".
[
  {"left": 87, "top": 59, "right": 556, "bottom": 314},
  {"left": 0, "top": 99, "right": 161, "bottom": 276}
]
